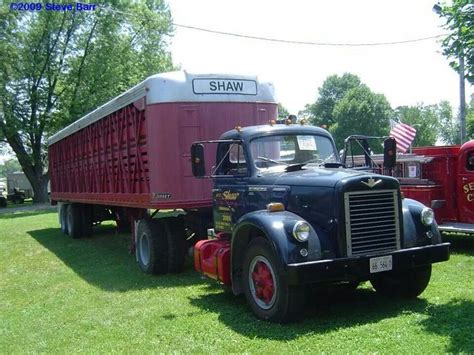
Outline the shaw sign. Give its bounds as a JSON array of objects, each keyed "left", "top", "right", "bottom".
[{"left": 192, "top": 78, "right": 257, "bottom": 95}]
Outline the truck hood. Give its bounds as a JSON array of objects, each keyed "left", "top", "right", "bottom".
[{"left": 256, "top": 166, "right": 370, "bottom": 188}]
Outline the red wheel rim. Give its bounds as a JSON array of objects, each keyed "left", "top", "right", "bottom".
[{"left": 249, "top": 256, "right": 276, "bottom": 309}]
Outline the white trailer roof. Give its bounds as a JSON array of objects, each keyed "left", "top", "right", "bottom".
[{"left": 48, "top": 71, "right": 277, "bottom": 145}]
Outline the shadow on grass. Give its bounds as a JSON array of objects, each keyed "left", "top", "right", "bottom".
[
  {"left": 420, "top": 298, "right": 474, "bottom": 353},
  {"left": 442, "top": 233, "right": 474, "bottom": 257},
  {"left": 189, "top": 284, "right": 474, "bottom": 349},
  {"left": 28, "top": 226, "right": 204, "bottom": 292},
  {"left": 0, "top": 209, "right": 56, "bottom": 219}
]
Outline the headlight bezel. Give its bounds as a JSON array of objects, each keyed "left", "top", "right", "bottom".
[{"left": 292, "top": 221, "right": 310, "bottom": 242}]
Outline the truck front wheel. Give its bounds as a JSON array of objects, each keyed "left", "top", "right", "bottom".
[
  {"left": 242, "top": 238, "right": 305, "bottom": 323},
  {"left": 136, "top": 219, "right": 168, "bottom": 275},
  {"left": 370, "top": 264, "right": 432, "bottom": 298}
]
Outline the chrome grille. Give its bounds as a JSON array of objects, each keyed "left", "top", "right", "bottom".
[{"left": 344, "top": 190, "right": 401, "bottom": 256}]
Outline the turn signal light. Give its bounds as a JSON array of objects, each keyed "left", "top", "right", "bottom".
[{"left": 267, "top": 202, "right": 285, "bottom": 212}]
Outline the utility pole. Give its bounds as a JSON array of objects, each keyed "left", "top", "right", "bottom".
[
  {"left": 459, "top": 54, "right": 466, "bottom": 143},
  {"left": 433, "top": 3, "right": 467, "bottom": 144}
]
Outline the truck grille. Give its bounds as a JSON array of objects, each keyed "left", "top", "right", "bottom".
[{"left": 344, "top": 190, "right": 401, "bottom": 257}]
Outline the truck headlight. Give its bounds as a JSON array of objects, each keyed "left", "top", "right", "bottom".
[
  {"left": 292, "top": 221, "right": 310, "bottom": 242},
  {"left": 421, "top": 207, "right": 435, "bottom": 226}
]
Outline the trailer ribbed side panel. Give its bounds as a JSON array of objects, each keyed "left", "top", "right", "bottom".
[{"left": 49, "top": 101, "right": 150, "bottom": 207}]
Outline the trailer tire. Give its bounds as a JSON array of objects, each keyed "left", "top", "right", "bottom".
[
  {"left": 242, "top": 237, "right": 305, "bottom": 323},
  {"left": 370, "top": 264, "right": 432, "bottom": 298},
  {"left": 136, "top": 219, "right": 168, "bottom": 275},
  {"left": 81, "top": 204, "right": 93, "bottom": 237},
  {"left": 59, "top": 204, "right": 69, "bottom": 234},
  {"left": 163, "top": 217, "right": 187, "bottom": 273},
  {"left": 0, "top": 197, "right": 7, "bottom": 208},
  {"left": 67, "top": 203, "right": 83, "bottom": 238}
]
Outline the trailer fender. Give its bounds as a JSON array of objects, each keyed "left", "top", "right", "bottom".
[
  {"left": 402, "top": 198, "right": 443, "bottom": 248},
  {"left": 230, "top": 210, "right": 321, "bottom": 295}
]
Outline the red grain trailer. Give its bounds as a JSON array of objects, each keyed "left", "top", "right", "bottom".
[{"left": 48, "top": 71, "right": 277, "bottom": 245}]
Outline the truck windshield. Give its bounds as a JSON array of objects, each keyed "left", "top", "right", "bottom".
[{"left": 250, "top": 134, "right": 338, "bottom": 170}]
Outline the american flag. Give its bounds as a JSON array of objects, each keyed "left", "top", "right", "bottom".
[{"left": 389, "top": 121, "right": 417, "bottom": 153}]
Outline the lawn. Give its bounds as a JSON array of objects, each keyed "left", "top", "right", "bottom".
[{"left": 0, "top": 210, "right": 473, "bottom": 353}]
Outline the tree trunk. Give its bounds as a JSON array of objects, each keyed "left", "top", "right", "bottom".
[{"left": 30, "top": 176, "right": 49, "bottom": 204}]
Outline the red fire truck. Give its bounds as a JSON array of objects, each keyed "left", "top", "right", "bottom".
[
  {"left": 343, "top": 136, "right": 474, "bottom": 234},
  {"left": 399, "top": 141, "right": 474, "bottom": 234}
]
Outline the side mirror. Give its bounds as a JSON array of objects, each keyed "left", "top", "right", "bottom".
[
  {"left": 191, "top": 144, "right": 206, "bottom": 177},
  {"left": 383, "top": 137, "right": 396, "bottom": 169}
]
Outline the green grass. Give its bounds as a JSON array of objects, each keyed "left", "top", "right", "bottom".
[{"left": 1, "top": 211, "right": 473, "bottom": 353}]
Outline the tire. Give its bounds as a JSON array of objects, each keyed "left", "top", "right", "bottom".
[
  {"left": 81, "top": 204, "right": 93, "bottom": 237},
  {"left": 136, "top": 219, "right": 169, "bottom": 275},
  {"left": 162, "top": 217, "right": 187, "bottom": 273},
  {"left": 66, "top": 203, "right": 83, "bottom": 238},
  {"left": 242, "top": 238, "right": 306, "bottom": 323},
  {"left": 59, "top": 204, "right": 69, "bottom": 235},
  {"left": 0, "top": 197, "right": 7, "bottom": 208},
  {"left": 370, "top": 264, "right": 432, "bottom": 298}
]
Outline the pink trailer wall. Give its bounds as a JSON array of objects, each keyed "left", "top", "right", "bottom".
[{"left": 49, "top": 100, "right": 277, "bottom": 209}]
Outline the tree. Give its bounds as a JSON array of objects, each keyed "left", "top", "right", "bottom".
[
  {"left": 467, "top": 96, "right": 474, "bottom": 140},
  {"left": 304, "top": 73, "right": 361, "bottom": 127},
  {"left": 435, "top": 0, "right": 474, "bottom": 84},
  {"left": 0, "top": 158, "right": 21, "bottom": 179},
  {"left": 277, "top": 103, "right": 289, "bottom": 119},
  {"left": 394, "top": 105, "right": 441, "bottom": 147},
  {"left": 436, "top": 101, "right": 459, "bottom": 145},
  {"left": 330, "top": 85, "right": 392, "bottom": 149},
  {"left": 0, "top": 1, "right": 174, "bottom": 202}
]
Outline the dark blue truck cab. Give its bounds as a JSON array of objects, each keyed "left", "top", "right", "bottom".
[{"left": 191, "top": 123, "right": 449, "bottom": 322}]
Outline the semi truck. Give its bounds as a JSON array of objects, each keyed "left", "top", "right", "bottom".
[
  {"left": 49, "top": 71, "right": 450, "bottom": 322},
  {"left": 343, "top": 136, "right": 474, "bottom": 234}
]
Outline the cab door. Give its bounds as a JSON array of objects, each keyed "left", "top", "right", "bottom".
[
  {"left": 457, "top": 143, "right": 474, "bottom": 223},
  {"left": 213, "top": 141, "right": 249, "bottom": 233}
]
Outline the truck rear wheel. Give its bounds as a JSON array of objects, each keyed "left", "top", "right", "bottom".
[
  {"left": 136, "top": 219, "right": 169, "bottom": 275},
  {"left": 370, "top": 264, "right": 432, "bottom": 298},
  {"left": 242, "top": 238, "right": 305, "bottom": 323}
]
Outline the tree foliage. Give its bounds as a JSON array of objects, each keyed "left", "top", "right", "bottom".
[
  {"left": 467, "top": 97, "right": 474, "bottom": 140},
  {"left": 0, "top": 158, "right": 22, "bottom": 179},
  {"left": 304, "top": 73, "right": 361, "bottom": 127},
  {"left": 330, "top": 85, "right": 392, "bottom": 149},
  {"left": 0, "top": 1, "right": 175, "bottom": 202},
  {"left": 277, "top": 103, "right": 289, "bottom": 118},
  {"left": 435, "top": 0, "right": 474, "bottom": 84}
]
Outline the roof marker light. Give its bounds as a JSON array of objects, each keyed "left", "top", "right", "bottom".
[{"left": 267, "top": 202, "right": 285, "bottom": 212}]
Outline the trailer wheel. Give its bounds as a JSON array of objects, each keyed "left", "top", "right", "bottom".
[
  {"left": 370, "top": 264, "right": 432, "bottom": 298},
  {"left": 0, "top": 197, "right": 7, "bottom": 208},
  {"left": 59, "top": 204, "right": 69, "bottom": 235},
  {"left": 66, "top": 203, "right": 83, "bottom": 238},
  {"left": 81, "top": 204, "right": 93, "bottom": 237},
  {"left": 163, "top": 217, "right": 187, "bottom": 273},
  {"left": 242, "top": 238, "right": 305, "bottom": 323},
  {"left": 136, "top": 219, "right": 168, "bottom": 275}
]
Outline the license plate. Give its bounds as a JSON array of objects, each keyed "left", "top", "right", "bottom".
[{"left": 369, "top": 255, "right": 393, "bottom": 273}]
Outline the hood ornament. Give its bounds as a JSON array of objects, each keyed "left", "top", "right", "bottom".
[{"left": 361, "top": 177, "right": 382, "bottom": 188}]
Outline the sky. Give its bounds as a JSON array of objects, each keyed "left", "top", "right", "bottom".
[{"left": 167, "top": 0, "right": 473, "bottom": 115}]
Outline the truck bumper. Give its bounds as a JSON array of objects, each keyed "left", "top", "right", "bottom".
[{"left": 285, "top": 242, "right": 450, "bottom": 285}]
